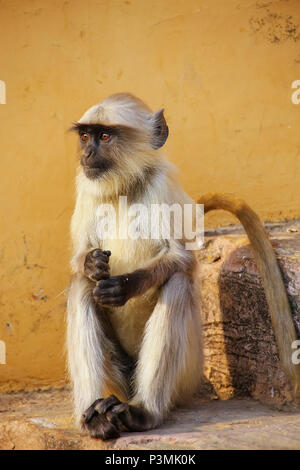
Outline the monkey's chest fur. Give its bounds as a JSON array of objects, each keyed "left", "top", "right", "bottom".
[
  {"left": 104, "top": 238, "right": 160, "bottom": 357},
  {"left": 94, "top": 223, "right": 160, "bottom": 358}
]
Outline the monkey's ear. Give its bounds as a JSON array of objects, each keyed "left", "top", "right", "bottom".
[{"left": 151, "top": 109, "right": 169, "bottom": 149}]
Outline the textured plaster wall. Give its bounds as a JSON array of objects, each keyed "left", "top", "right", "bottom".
[{"left": 0, "top": 0, "right": 300, "bottom": 390}]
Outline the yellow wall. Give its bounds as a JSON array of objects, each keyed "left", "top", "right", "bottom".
[{"left": 1, "top": 0, "right": 300, "bottom": 391}]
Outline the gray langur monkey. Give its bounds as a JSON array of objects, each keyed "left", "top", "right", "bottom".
[{"left": 67, "top": 93, "right": 300, "bottom": 440}]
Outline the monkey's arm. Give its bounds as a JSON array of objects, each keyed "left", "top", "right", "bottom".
[
  {"left": 198, "top": 192, "right": 300, "bottom": 394},
  {"left": 93, "top": 241, "right": 195, "bottom": 307}
]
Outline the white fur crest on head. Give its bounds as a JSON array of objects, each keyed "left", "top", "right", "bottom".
[{"left": 78, "top": 93, "right": 154, "bottom": 133}]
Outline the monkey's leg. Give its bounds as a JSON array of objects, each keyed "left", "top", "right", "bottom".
[
  {"left": 130, "top": 272, "right": 203, "bottom": 428},
  {"left": 67, "top": 273, "right": 133, "bottom": 433},
  {"left": 89, "top": 272, "right": 203, "bottom": 435}
]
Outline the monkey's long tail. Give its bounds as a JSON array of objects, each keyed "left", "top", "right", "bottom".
[{"left": 198, "top": 192, "right": 300, "bottom": 394}]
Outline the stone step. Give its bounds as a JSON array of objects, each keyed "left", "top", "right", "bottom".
[
  {"left": 0, "top": 389, "right": 300, "bottom": 450},
  {"left": 198, "top": 220, "right": 300, "bottom": 404}
]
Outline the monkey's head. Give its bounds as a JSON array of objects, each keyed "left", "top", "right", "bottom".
[{"left": 71, "top": 93, "right": 169, "bottom": 184}]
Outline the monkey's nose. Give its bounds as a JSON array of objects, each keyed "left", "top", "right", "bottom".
[{"left": 86, "top": 149, "right": 95, "bottom": 160}]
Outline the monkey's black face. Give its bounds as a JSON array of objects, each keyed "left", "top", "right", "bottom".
[
  {"left": 71, "top": 112, "right": 168, "bottom": 181},
  {"left": 71, "top": 123, "right": 121, "bottom": 180}
]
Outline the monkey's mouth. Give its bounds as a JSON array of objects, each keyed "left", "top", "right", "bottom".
[
  {"left": 83, "top": 163, "right": 112, "bottom": 179},
  {"left": 84, "top": 167, "right": 102, "bottom": 177}
]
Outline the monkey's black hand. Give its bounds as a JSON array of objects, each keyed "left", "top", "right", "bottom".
[
  {"left": 84, "top": 249, "right": 111, "bottom": 282},
  {"left": 93, "top": 274, "right": 132, "bottom": 307}
]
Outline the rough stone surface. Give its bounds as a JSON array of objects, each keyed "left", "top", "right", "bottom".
[
  {"left": 198, "top": 220, "right": 300, "bottom": 405},
  {"left": 0, "top": 389, "right": 300, "bottom": 450}
]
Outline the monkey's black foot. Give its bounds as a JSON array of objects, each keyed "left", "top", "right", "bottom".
[
  {"left": 81, "top": 395, "right": 155, "bottom": 440},
  {"left": 81, "top": 396, "right": 121, "bottom": 440}
]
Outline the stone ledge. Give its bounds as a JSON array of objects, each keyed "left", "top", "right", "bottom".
[
  {"left": 198, "top": 220, "right": 300, "bottom": 404},
  {"left": 0, "top": 389, "right": 300, "bottom": 450}
]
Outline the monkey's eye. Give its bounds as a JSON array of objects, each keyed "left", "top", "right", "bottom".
[
  {"left": 80, "top": 133, "right": 89, "bottom": 142},
  {"left": 100, "top": 133, "right": 110, "bottom": 142}
]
